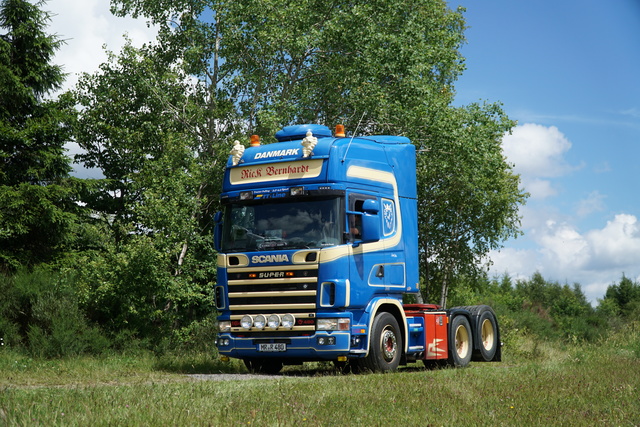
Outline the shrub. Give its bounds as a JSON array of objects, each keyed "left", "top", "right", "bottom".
[{"left": 0, "top": 267, "right": 110, "bottom": 357}]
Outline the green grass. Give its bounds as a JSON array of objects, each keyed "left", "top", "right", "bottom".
[{"left": 1, "top": 337, "right": 639, "bottom": 426}]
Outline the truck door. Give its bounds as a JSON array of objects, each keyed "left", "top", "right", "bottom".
[{"left": 346, "top": 193, "right": 387, "bottom": 306}]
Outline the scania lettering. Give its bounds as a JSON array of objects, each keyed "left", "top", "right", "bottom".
[
  {"left": 214, "top": 124, "right": 501, "bottom": 374},
  {"left": 251, "top": 254, "right": 290, "bottom": 263}
]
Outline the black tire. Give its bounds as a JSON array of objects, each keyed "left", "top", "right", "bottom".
[
  {"left": 243, "top": 358, "right": 283, "bottom": 374},
  {"left": 456, "top": 305, "right": 501, "bottom": 362},
  {"left": 477, "top": 310, "right": 498, "bottom": 361},
  {"left": 449, "top": 315, "right": 473, "bottom": 367},
  {"left": 360, "top": 312, "right": 403, "bottom": 373}
]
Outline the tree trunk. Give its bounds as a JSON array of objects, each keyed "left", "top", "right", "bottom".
[
  {"left": 439, "top": 268, "right": 450, "bottom": 308},
  {"left": 175, "top": 182, "right": 206, "bottom": 275}
]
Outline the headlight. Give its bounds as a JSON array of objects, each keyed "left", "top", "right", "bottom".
[
  {"left": 218, "top": 321, "right": 231, "bottom": 332},
  {"left": 267, "top": 314, "right": 281, "bottom": 329},
  {"left": 254, "top": 314, "right": 266, "bottom": 330},
  {"left": 317, "top": 318, "right": 350, "bottom": 331},
  {"left": 281, "top": 314, "right": 295, "bottom": 329},
  {"left": 241, "top": 315, "right": 253, "bottom": 329}
]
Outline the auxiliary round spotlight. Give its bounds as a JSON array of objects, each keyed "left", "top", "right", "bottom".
[
  {"left": 282, "top": 314, "right": 295, "bottom": 329},
  {"left": 254, "top": 314, "right": 266, "bottom": 330},
  {"left": 241, "top": 315, "right": 253, "bottom": 330},
  {"left": 268, "top": 314, "right": 281, "bottom": 329}
]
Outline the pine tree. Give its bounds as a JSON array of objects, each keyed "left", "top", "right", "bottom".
[{"left": 0, "top": 0, "right": 78, "bottom": 269}]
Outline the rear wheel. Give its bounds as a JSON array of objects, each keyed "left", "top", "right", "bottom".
[
  {"left": 477, "top": 310, "right": 498, "bottom": 361},
  {"left": 449, "top": 315, "right": 472, "bottom": 367},
  {"left": 243, "top": 358, "right": 283, "bottom": 374},
  {"left": 360, "top": 312, "right": 403, "bottom": 372}
]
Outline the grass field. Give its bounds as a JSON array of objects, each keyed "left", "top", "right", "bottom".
[{"left": 1, "top": 335, "right": 639, "bottom": 426}]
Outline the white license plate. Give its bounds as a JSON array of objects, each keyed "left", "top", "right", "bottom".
[{"left": 258, "top": 343, "right": 286, "bottom": 352}]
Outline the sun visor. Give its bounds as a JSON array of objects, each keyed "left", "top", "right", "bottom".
[{"left": 275, "top": 124, "right": 333, "bottom": 142}]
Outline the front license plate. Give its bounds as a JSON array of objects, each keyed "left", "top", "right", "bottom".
[{"left": 258, "top": 343, "right": 286, "bottom": 352}]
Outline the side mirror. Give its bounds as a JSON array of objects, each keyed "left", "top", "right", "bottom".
[
  {"left": 213, "top": 211, "right": 223, "bottom": 251},
  {"left": 361, "top": 199, "right": 381, "bottom": 243}
]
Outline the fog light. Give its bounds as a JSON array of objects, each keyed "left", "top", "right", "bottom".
[
  {"left": 241, "top": 315, "right": 253, "bottom": 330},
  {"left": 254, "top": 314, "right": 266, "bottom": 330},
  {"left": 268, "top": 314, "right": 281, "bottom": 329},
  {"left": 317, "top": 336, "right": 336, "bottom": 346}
]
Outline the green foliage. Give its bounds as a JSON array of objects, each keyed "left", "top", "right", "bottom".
[
  {"left": 602, "top": 274, "right": 640, "bottom": 318},
  {"left": 447, "top": 271, "right": 607, "bottom": 347},
  {"left": 111, "top": 0, "right": 466, "bottom": 136},
  {"left": 69, "top": 41, "right": 221, "bottom": 348},
  {"left": 0, "top": 0, "right": 82, "bottom": 270},
  {"left": 60, "top": 236, "right": 216, "bottom": 349},
  {"left": 417, "top": 103, "right": 527, "bottom": 306},
  {"left": 0, "top": 267, "right": 109, "bottom": 357}
]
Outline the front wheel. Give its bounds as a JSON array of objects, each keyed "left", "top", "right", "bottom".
[
  {"left": 360, "top": 312, "right": 403, "bottom": 373},
  {"left": 449, "top": 315, "right": 473, "bottom": 367}
]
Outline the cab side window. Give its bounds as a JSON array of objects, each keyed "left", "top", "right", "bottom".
[{"left": 347, "top": 194, "right": 375, "bottom": 242}]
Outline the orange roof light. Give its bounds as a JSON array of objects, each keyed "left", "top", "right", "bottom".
[
  {"left": 335, "top": 124, "right": 345, "bottom": 137},
  {"left": 250, "top": 134, "right": 261, "bottom": 146}
]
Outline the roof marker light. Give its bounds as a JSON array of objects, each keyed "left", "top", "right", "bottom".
[
  {"left": 335, "top": 124, "right": 345, "bottom": 137},
  {"left": 250, "top": 134, "right": 261, "bottom": 146}
]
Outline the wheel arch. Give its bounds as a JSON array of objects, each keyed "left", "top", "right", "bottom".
[{"left": 365, "top": 298, "right": 408, "bottom": 357}]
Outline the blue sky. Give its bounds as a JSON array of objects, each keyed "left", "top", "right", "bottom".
[
  {"left": 47, "top": 0, "right": 639, "bottom": 302},
  {"left": 452, "top": 0, "right": 640, "bottom": 301}
]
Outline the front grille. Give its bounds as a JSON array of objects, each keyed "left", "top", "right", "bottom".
[{"left": 227, "top": 264, "right": 318, "bottom": 334}]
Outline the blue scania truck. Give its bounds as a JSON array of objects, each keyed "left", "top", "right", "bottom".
[{"left": 214, "top": 124, "right": 500, "bottom": 373}]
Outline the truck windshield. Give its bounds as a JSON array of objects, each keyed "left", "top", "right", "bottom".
[{"left": 221, "top": 197, "right": 343, "bottom": 252}]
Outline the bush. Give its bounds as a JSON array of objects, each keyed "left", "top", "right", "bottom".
[
  {"left": 66, "top": 236, "right": 216, "bottom": 351},
  {"left": 0, "top": 267, "right": 110, "bottom": 357}
]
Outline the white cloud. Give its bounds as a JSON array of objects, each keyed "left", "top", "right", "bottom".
[
  {"left": 586, "top": 214, "right": 640, "bottom": 269},
  {"left": 538, "top": 220, "right": 590, "bottom": 269},
  {"left": 45, "top": 0, "right": 158, "bottom": 93},
  {"left": 503, "top": 123, "right": 574, "bottom": 177},
  {"left": 488, "top": 247, "right": 541, "bottom": 280},
  {"left": 490, "top": 213, "right": 640, "bottom": 303},
  {"left": 502, "top": 123, "right": 582, "bottom": 200},
  {"left": 524, "top": 178, "right": 558, "bottom": 199}
]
